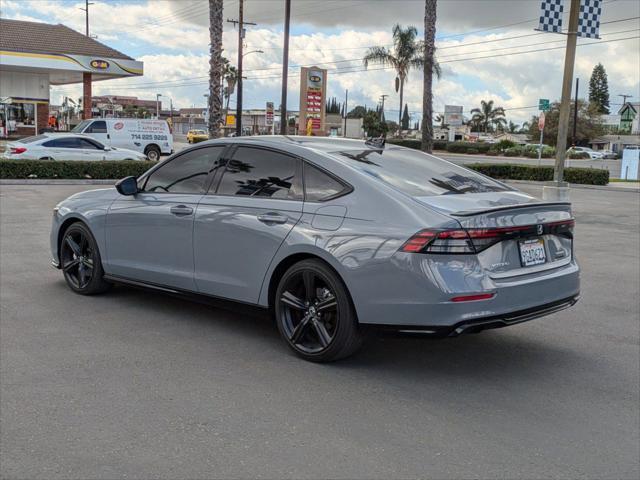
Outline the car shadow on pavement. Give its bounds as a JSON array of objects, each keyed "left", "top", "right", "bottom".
[{"left": 93, "top": 283, "right": 592, "bottom": 385}]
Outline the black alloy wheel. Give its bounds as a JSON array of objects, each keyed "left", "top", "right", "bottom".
[
  {"left": 60, "top": 223, "right": 110, "bottom": 295},
  {"left": 275, "top": 259, "right": 362, "bottom": 362}
]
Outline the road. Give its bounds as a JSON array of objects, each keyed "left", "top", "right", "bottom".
[{"left": 1, "top": 184, "right": 638, "bottom": 479}]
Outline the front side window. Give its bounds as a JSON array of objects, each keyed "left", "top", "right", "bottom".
[
  {"left": 78, "top": 138, "right": 103, "bottom": 150},
  {"left": 216, "top": 147, "right": 302, "bottom": 200},
  {"left": 304, "top": 163, "right": 349, "bottom": 202},
  {"left": 85, "top": 121, "right": 108, "bottom": 133},
  {"left": 143, "top": 146, "right": 224, "bottom": 194},
  {"left": 333, "top": 147, "right": 511, "bottom": 196}
]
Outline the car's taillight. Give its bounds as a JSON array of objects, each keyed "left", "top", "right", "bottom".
[
  {"left": 10, "top": 147, "right": 27, "bottom": 154},
  {"left": 400, "top": 219, "right": 575, "bottom": 254}
]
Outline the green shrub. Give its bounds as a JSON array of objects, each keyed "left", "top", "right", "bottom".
[
  {"left": 487, "top": 147, "right": 500, "bottom": 156},
  {"left": 523, "top": 146, "right": 556, "bottom": 159},
  {"left": 468, "top": 163, "right": 609, "bottom": 185},
  {"left": 504, "top": 147, "right": 522, "bottom": 157},
  {"left": 466, "top": 148, "right": 480, "bottom": 154},
  {"left": 446, "top": 142, "right": 491, "bottom": 154},
  {"left": 495, "top": 139, "right": 516, "bottom": 151},
  {"left": 387, "top": 139, "right": 448, "bottom": 151},
  {"left": 0, "top": 160, "right": 156, "bottom": 179}
]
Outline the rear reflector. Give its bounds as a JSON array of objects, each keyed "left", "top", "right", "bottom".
[
  {"left": 400, "top": 219, "right": 574, "bottom": 254},
  {"left": 450, "top": 293, "right": 495, "bottom": 302},
  {"left": 10, "top": 147, "right": 27, "bottom": 154}
]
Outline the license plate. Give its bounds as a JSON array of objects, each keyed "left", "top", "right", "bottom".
[{"left": 519, "top": 238, "right": 546, "bottom": 267}]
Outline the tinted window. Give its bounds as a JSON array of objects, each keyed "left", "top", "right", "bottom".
[
  {"left": 78, "top": 138, "right": 103, "bottom": 149},
  {"left": 85, "top": 120, "right": 107, "bottom": 133},
  {"left": 42, "top": 137, "right": 82, "bottom": 148},
  {"left": 71, "top": 120, "right": 91, "bottom": 133},
  {"left": 216, "top": 147, "right": 302, "bottom": 200},
  {"left": 304, "top": 163, "right": 348, "bottom": 202},
  {"left": 333, "top": 148, "right": 510, "bottom": 196},
  {"left": 144, "top": 146, "right": 224, "bottom": 194}
]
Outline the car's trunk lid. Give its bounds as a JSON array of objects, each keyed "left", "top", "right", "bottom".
[{"left": 415, "top": 192, "right": 574, "bottom": 278}]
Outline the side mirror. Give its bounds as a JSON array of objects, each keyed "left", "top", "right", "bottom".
[{"left": 115, "top": 176, "right": 138, "bottom": 196}]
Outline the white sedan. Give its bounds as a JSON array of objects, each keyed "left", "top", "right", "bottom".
[
  {"left": 567, "top": 146, "right": 604, "bottom": 159},
  {"left": 3, "top": 133, "right": 148, "bottom": 161}
]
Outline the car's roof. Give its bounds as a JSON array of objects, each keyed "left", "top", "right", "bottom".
[{"left": 200, "top": 135, "right": 388, "bottom": 153}]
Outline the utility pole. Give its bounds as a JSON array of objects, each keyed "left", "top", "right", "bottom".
[
  {"left": 618, "top": 94, "right": 633, "bottom": 105},
  {"left": 572, "top": 77, "right": 579, "bottom": 147},
  {"left": 553, "top": 0, "right": 580, "bottom": 186},
  {"left": 343, "top": 89, "right": 348, "bottom": 138},
  {"left": 227, "top": 0, "right": 256, "bottom": 136},
  {"left": 79, "top": 0, "right": 94, "bottom": 36},
  {"left": 280, "top": 0, "right": 291, "bottom": 135},
  {"left": 379, "top": 94, "right": 389, "bottom": 121}
]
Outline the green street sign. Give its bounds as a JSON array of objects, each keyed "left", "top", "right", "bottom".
[{"left": 539, "top": 98, "right": 550, "bottom": 111}]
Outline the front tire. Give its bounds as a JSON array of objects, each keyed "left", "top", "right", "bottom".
[
  {"left": 60, "top": 222, "right": 111, "bottom": 295},
  {"left": 274, "top": 259, "right": 362, "bottom": 362}
]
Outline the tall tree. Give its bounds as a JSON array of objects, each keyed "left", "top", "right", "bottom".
[
  {"left": 470, "top": 100, "right": 506, "bottom": 133},
  {"left": 401, "top": 103, "right": 410, "bottom": 130},
  {"left": 527, "top": 100, "right": 604, "bottom": 146},
  {"left": 421, "top": 0, "right": 437, "bottom": 152},
  {"left": 208, "top": 0, "right": 224, "bottom": 138},
  {"left": 589, "top": 63, "right": 610, "bottom": 114},
  {"left": 363, "top": 24, "right": 440, "bottom": 134}
]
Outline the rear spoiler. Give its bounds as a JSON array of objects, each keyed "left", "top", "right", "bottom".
[{"left": 451, "top": 201, "right": 571, "bottom": 217}]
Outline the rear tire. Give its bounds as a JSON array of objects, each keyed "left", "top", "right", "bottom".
[
  {"left": 59, "top": 222, "right": 111, "bottom": 295},
  {"left": 145, "top": 145, "right": 161, "bottom": 161},
  {"left": 274, "top": 259, "right": 362, "bottom": 362}
]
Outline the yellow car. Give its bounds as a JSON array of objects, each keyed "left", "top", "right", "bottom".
[{"left": 187, "top": 129, "right": 209, "bottom": 143}]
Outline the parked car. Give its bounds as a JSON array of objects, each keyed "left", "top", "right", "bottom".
[
  {"left": 3, "top": 133, "right": 147, "bottom": 161},
  {"left": 187, "top": 129, "right": 209, "bottom": 143},
  {"left": 601, "top": 149, "right": 618, "bottom": 159},
  {"left": 72, "top": 118, "right": 173, "bottom": 161},
  {"left": 50, "top": 136, "right": 580, "bottom": 362},
  {"left": 567, "top": 146, "right": 604, "bottom": 159}
]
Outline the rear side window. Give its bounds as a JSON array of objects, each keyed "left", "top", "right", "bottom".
[
  {"left": 304, "top": 163, "right": 349, "bottom": 202},
  {"left": 85, "top": 121, "right": 107, "bottom": 133},
  {"left": 216, "top": 147, "right": 302, "bottom": 200},
  {"left": 143, "top": 146, "right": 224, "bottom": 194},
  {"left": 42, "top": 137, "right": 82, "bottom": 148}
]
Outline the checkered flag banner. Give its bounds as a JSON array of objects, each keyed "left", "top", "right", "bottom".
[
  {"left": 538, "top": 0, "right": 565, "bottom": 33},
  {"left": 577, "top": 0, "right": 602, "bottom": 38}
]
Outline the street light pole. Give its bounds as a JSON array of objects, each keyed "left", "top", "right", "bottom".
[
  {"left": 553, "top": 0, "right": 580, "bottom": 185},
  {"left": 572, "top": 77, "right": 579, "bottom": 147},
  {"left": 280, "top": 0, "right": 291, "bottom": 135},
  {"left": 156, "top": 93, "right": 161, "bottom": 119}
]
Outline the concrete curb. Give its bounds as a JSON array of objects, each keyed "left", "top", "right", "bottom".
[
  {"left": 507, "top": 180, "right": 639, "bottom": 193},
  {"left": 1, "top": 178, "right": 637, "bottom": 193},
  {"left": 0, "top": 179, "right": 116, "bottom": 185}
]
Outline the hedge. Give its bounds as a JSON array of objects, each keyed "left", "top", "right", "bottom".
[
  {"left": 468, "top": 163, "right": 609, "bottom": 185},
  {"left": 446, "top": 142, "right": 492, "bottom": 154},
  {"left": 0, "top": 160, "right": 156, "bottom": 179},
  {"left": 387, "top": 139, "right": 448, "bottom": 151}
]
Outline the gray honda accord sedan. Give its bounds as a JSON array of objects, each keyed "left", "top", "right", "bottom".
[{"left": 51, "top": 136, "right": 580, "bottom": 361}]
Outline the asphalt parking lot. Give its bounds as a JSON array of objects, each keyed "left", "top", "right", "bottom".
[{"left": 1, "top": 183, "right": 638, "bottom": 479}]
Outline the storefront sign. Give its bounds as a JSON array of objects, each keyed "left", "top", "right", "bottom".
[
  {"left": 90, "top": 59, "right": 110, "bottom": 70},
  {"left": 265, "top": 102, "right": 274, "bottom": 127}
]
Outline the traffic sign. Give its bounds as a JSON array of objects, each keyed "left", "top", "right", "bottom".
[
  {"left": 538, "top": 112, "right": 546, "bottom": 130},
  {"left": 539, "top": 98, "right": 550, "bottom": 111}
]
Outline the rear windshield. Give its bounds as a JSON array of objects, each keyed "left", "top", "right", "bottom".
[
  {"left": 331, "top": 147, "right": 511, "bottom": 196},
  {"left": 18, "top": 134, "right": 49, "bottom": 144}
]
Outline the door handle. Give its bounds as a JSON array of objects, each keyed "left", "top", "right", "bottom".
[
  {"left": 257, "top": 213, "right": 288, "bottom": 224},
  {"left": 170, "top": 205, "right": 193, "bottom": 216}
]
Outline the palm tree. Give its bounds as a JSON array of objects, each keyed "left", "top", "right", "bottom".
[
  {"left": 422, "top": 0, "right": 437, "bottom": 152},
  {"left": 222, "top": 61, "right": 238, "bottom": 113},
  {"left": 507, "top": 120, "right": 518, "bottom": 133},
  {"left": 208, "top": 0, "right": 224, "bottom": 138},
  {"left": 434, "top": 113, "right": 445, "bottom": 127},
  {"left": 363, "top": 24, "right": 440, "bottom": 133},
  {"left": 470, "top": 100, "right": 506, "bottom": 133}
]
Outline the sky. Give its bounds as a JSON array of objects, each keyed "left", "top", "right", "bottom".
[{"left": 1, "top": 0, "right": 639, "bottom": 126}]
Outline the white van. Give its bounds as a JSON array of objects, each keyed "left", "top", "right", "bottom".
[{"left": 72, "top": 118, "right": 173, "bottom": 161}]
